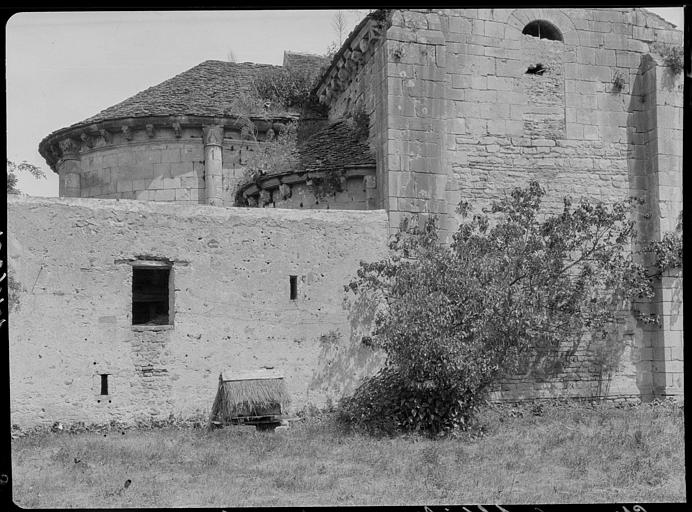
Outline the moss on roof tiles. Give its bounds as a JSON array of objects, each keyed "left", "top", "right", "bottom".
[{"left": 76, "top": 60, "right": 290, "bottom": 126}]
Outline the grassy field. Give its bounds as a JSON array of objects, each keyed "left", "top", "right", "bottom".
[{"left": 11, "top": 400, "right": 685, "bottom": 507}]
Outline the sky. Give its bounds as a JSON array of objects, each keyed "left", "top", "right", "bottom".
[{"left": 5, "top": 8, "right": 684, "bottom": 197}]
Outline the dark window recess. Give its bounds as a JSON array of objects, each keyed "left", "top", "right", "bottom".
[
  {"left": 132, "top": 267, "right": 171, "bottom": 325},
  {"left": 289, "top": 275, "right": 298, "bottom": 300},
  {"left": 522, "top": 20, "right": 563, "bottom": 41},
  {"left": 526, "top": 63, "right": 546, "bottom": 75},
  {"left": 100, "top": 374, "right": 109, "bottom": 395}
]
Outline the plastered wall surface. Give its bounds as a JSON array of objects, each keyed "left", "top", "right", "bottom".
[{"left": 8, "top": 196, "right": 389, "bottom": 427}]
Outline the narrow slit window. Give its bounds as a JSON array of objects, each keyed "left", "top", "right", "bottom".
[
  {"left": 132, "top": 265, "right": 172, "bottom": 325},
  {"left": 289, "top": 275, "right": 298, "bottom": 300},
  {"left": 100, "top": 374, "right": 109, "bottom": 396}
]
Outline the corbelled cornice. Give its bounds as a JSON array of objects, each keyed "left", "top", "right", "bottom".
[
  {"left": 313, "top": 11, "right": 390, "bottom": 106},
  {"left": 39, "top": 113, "right": 298, "bottom": 173}
]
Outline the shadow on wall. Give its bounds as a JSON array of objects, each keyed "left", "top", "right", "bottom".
[
  {"left": 504, "top": 312, "right": 630, "bottom": 399},
  {"left": 627, "top": 54, "right": 657, "bottom": 254},
  {"left": 669, "top": 271, "right": 683, "bottom": 322},
  {"left": 308, "top": 289, "right": 386, "bottom": 402}
]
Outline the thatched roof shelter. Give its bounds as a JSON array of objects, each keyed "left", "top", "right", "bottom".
[{"left": 209, "top": 368, "right": 290, "bottom": 427}]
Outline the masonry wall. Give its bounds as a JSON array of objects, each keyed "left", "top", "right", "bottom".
[
  {"left": 77, "top": 127, "right": 205, "bottom": 204},
  {"left": 8, "top": 196, "right": 389, "bottom": 428},
  {"left": 67, "top": 124, "right": 275, "bottom": 207},
  {"left": 269, "top": 179, "right": 371, "bottom": 210},
  {"left": 328, "top": 36, "right": 390, "bottom": 209},
  {"left": 382, "top": 8, "right": 683, "bottom": 240},
  {"left": 378, "top": 7, "right": 684, "bottom": 400}
]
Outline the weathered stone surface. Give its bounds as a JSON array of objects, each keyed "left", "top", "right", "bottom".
[
  {"left": 8, "top": 196, "right": 389, "bottom": 427},
  {"left": 23, "top": 7, "right": 684, "bottom": 425}
]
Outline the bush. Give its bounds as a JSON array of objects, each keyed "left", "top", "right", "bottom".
[
  {"left": 339, "top": 181, "right": 657, "bottom": 435},
  {"left": 337, "top": 367, "right": 475, "bottom": 435}
]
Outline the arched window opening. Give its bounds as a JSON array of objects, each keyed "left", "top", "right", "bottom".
[{"left": 522, "top": 20, "right": 563, "bottom": 42}]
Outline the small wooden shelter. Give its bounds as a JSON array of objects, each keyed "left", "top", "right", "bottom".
[{"left": 208, "top": 368, "right": 290, "bottom": 430}]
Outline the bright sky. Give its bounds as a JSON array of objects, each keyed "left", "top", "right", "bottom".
[{"left": 5, "top": 8, "right": 683, "bottom": 197}]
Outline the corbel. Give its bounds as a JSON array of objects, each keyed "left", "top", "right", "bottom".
[
  {"left": 80, "top": 132, "right": 94, "bottom": 149},
  {"left": 172, "top": 121, "right": 181, "bottom": 138},
  {"left": 99, "top": 129, "right": 112, "bottom": 144},
  {"left": 258, "top": 189, "right": 271, "bottom": 206},
  {"left": 278, "top": 183, "right": 292, "bottom": 199},
  {"left": 146, "top": 124, "right": 155, "bottom": 138},
  {"left": 121, "top": 126, "right": 133, "bottom": 141},
  {"left": 58, "top": 137, "right": 81, "bottom": 157}
]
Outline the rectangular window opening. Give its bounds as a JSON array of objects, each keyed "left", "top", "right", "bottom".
[
  {"left": 100, "top": 374, "right": 109, "bottom": 396},
  {"left": 289, "top": 275, "right": 298, "bottom": 300},
  {"left": 132, "top": 265, "right": 172, "bottom": 325}
]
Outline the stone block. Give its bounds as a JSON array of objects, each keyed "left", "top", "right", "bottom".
[
  {"left": 175, "top": 188, "right": 191, "bottom": 201},
  {"left": 116, "top": 180, "right": 133, "bottom": 193},
  {"left": 452, "top": 74, "right": 472, "bottom": 89},
  {"left": 578, "top": 31, "right": 605, "bottom": 48},
  {"left": 486, "top": 76, "right": 515, "bottom": 91},
  {"left": 170, "top": 162, "right": 193, "bottom": 177},
  {"left": 152, "top": 189, "right": 175, "bottom": 201},
  {"left": 595, "top": 49, "right": 616, "bottom": 66},
  {"left": 566, "top": 124, "right": 583, "bottom": 139},
  {"left": 161, "top": 148, "right": 181, "bottom": 163},
  {"left": 603, "top": 33, "right": 628, "bottom": 50},
  {"left": 496, "top": 59, "right": 524, "bottom": 77},
  {"left": 181, "top": 145, "right": 204, "bottom": 161}
]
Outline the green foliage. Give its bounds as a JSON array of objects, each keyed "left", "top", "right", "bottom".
[
  {"left": 340, "top": 181, "right": 655, "bottom": 435},
  {"left": 251, "top": 67, "right": 319, "bottom": 113},
  {"left": 612, "top": 71, "right": 625, "bottom": 92},
  {"left": 647, "top": 212, "right": 683, "bottom": 274},
  {"left": 307, "top": 172, "right": 345, "bottom": 200},
  {"left": 241, "top": 122, "right": 299, "bottom": 178},
  {"left": 7, "top": 159, "right": 45, "bottom": 194},
  {"left": 7, "top": 273, "right": 25, "bottom": 312},
  {"left": 658, "top": 45, "right": 684, "bottom": 75}
]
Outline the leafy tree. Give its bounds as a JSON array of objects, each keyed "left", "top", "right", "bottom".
[
  {"left": 339, "top": 181, "right": 657, "bottom": 435},
  {"left": 7, "top": 159, "right": 45, "bottom": 194},
  {"left": 647, "top": 212, "right": 683, "bottom": 274}
]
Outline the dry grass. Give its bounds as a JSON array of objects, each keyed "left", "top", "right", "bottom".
[{"left": 11, "top": 400, "right": 685, "bottom": 507}]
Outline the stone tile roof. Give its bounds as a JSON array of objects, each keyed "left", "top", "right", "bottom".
[
  {"left": 282, "top": 51, "right": 330, "bottom": 80},
  {"left": 297, "top": 117, "right": 375, "bottom": 173},
  {"left": 236, "top": 118, "right": 375, "bottom": 197},
  {"left": 76, "top": 60, "right": 289, "bottom": 126}
]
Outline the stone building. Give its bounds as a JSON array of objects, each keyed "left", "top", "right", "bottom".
[{"left": 9, "top": 8, "right": 683, "bottom": 428}]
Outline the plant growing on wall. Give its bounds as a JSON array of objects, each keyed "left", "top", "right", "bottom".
[
  {"left": 251, "top": 67, "right": 321, "bottom": 114},
  {"left": 647, "top": 211, "right": 683, "bottom": 274},
  {"left": 612, "top": 71, "right": 626, "bottom": 93},
  {"left": 307, "top": 172, "right": 346, "bottom": 200},
  {"left": 338, "top": 182, "right": 657, "bottom": 435},
  {"left": 659, "top": 46, "right": 684, "bottom": 75},
  {"left": 239, "top": 122, "right": 300, "bottom": 184}
]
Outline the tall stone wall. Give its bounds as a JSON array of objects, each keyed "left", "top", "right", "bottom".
[
  {"left": 379, "top": 8, "right": 682, "bottom": 239},
  {"left": 376, "top": 8, "right": 683, "bottom": 400},
  {"left": 326, "top": 33, "right": 390, "bottom": 209},
  {"left": 8, "top": 196, "right": 389, "bottom": 428}
]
